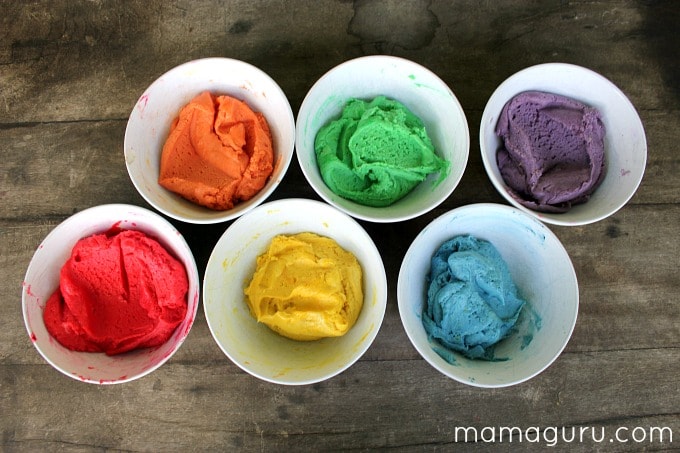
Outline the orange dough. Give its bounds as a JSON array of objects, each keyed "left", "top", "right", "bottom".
[{"left": 159, "top": 91, "right": 274, "bottom": 210}]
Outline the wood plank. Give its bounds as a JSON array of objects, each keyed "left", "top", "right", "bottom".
[
  {"left": 1, "top": 0, "right": 679, "bottom": 450},
  {"left": 0, "top": 1, "right": 673, "bottom": 125},
  {"left": 2, "top": 349, "right": 678, "bottom": 451},
  {"left": 0, "top": 120, "right": 144, "bottom": 219}
]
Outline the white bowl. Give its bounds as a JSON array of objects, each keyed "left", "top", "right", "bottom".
[
  {"left": 296, "top": 55, "right": 469, "bottom": 223},
  {"left": 124, "top": 57, "right": 295, "bottom": 224},
  {"left": 22, "top": 204, "right": 200, "bottom": 384},
  {"left": 480, "top": 62, "right": 646, "bottom": 226},
  {"left": 203, "top": 198, "right": 387, "bottom": 385},
  {"left": 398, "top": 203, "right": 578, "bottom": 387}
]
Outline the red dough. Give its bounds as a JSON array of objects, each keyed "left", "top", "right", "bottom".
[{"left": 43, "top": 230, "right": 188, "bottom": 355}]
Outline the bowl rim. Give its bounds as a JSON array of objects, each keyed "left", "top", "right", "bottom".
[
  {"left": 295, "top": 54, "right": 470, "bottom": 223},
  {"left": 479, "top": 61, "right": 647, "bottom": 226},
  {"left": 22, "top": 203, "right": 200, "bottom": 384},
  {"left": 397, "top": 202, "right": 579, "bottom": 388},
  {"left": 124, "top": 57, "right": 296, "bottom": 225},
  {"left": 202, "top": 197, "right": 388, "bottom": 385}
]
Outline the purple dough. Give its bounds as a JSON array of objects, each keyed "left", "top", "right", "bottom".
[{"left": 495, "top": 91, "right": 606, "bottom": 213}]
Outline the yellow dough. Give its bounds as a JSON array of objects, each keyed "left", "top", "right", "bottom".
[{"left": 244, "top": 233, "right": 364, "bottom": 341}]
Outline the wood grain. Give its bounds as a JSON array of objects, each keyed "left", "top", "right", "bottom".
[{"left": 1, "top": 1, "right": 678, "bottom": 451}]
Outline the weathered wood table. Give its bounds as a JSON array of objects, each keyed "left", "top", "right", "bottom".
[{"left": 2, "top": 1, "right": 678, "bottom": 451}]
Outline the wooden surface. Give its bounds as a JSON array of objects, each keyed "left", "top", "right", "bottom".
[{"left": 2, "top": 1, "right": 679, "bottom": 451}]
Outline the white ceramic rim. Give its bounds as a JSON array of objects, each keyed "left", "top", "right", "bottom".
[
  {"left": 22, "top": 204, "right": 200, "bottom": 384},
  {"left": 124, "top": 57, "right": 295, "bottom": 224},
  {"left": 479, "top": 62, "right": 647, "bottom": 226},
  {"left": 203, "top": 198, "right": 388, "bottom": 385},
  {"left": 296, "top": 55, "right": 470, "bottom": 223},
  {"left": 397, "top": 203, "right": 579, "bottom": 387}
]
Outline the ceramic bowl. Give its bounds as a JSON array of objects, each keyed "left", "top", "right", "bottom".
[
  {"left": 203, "top": 198, "right": 387, "bottom": 385},
  {"left": 22, "top": 204, "right": 200, "bottom": 384},
  {"left": 124, "top": 57, "right": 295, "bottom": 224},
  {"left": 398, "top": 203, "right": 578, "bottom": 387},
  {"left": 296, "top": 55, "right": 469, "bottom": 223},
  {"left": 480, "top": 62, "right": 646, "bottom": 226}
]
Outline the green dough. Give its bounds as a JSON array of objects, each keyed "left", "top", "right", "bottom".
[{"left": 314, "top": 96, "right": 450, "bottom": 207}]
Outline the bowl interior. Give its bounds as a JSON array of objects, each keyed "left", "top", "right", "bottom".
[
  {"left": 203, "top": 198, "right": 387, "bottom": 385},
  {"left": 480, "top": 63, "right": 646, "bottom": 226},
  {"left": 124, "top": 58, "right": 295, "bottom": 224},
  {"left": 398, "top": 203, "right": 578, "bottom": 387},
  {"left": 296, "top": 55, "right": 469, "bottom": 222},
  {"left": 22, "top": 204, "right": 200, "bottom": 384}
]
